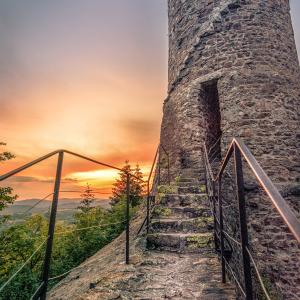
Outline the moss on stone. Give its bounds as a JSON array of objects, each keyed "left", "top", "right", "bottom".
[
  {"left": 258, "top": 276, "right": 283, "bottom": 300},
  {"left": 195, "top": 216, "right": 214, "bottom": 228},
  {"left": 199, "top": 185, "right": 206, "bottom": 193},
  {"left": 175, "top": 175, "right": 181, "bottom": 184},
  {"left": 186, "top": 234, "right": 212, "bottom": 249},
  {"left": 157, "top": 185, "right": 177, "bottom": 194},
  {"left": 153, "top": 206, "right": 172, "bottom": 217}
]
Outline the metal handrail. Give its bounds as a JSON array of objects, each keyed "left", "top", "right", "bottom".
[
  {"left": 0, "top": 145, "right": 168, "bottom": 298},
  {"left": 0, "top": 149, "right": 136, "bottom": 182},
  {"left": 137, "top": 143, "right": 171, "bottom": 235},
  {"left": 0, "top": 149, "right": 141, "bottom": 299},
  {"left": 158, "top": 144, "right": 171, "bottom": 185},
  {"left": 203, "top": 138, "right": 300, "bottom": 300},
  {"left": 205, "top": 138, "right": 300, "bottom": 243}
]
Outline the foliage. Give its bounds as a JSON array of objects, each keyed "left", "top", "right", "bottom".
[
  {"left": 0, "top": 187, "right": 17, "bottom": 212},
  {"left": 0, "top": 155, "right": 143, "bottom": 298},
  {"left": 0, "top": 166, "right": 141, "bottom": 299},
  {"left": 0, "top": 143, "right": 17, "bottom": 225},
  {"left": 0, "top": 215, "right": 48, "bottom": 299},
  {"left": 152, "top": 206, "right": 171, "bottom": 217},
  {"left": 199, "top": 184, "right": 206, "bottom": 193},
  {"left": 0, "top": 143, "right": 15, "bottom": 162},
  {"left": 175, "top": 175, "right": 181, "bottom": 184},
  {"left": 110, "top": 161, "right": 145, "bottom": 207},
  {"left": 77, "top": 183, "right": 95, "bottom": 212},
  {"left": 157, "top": 184, "right": 177, "bottom": 194}
]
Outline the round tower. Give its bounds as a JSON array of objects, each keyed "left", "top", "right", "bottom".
[
  {"left": 160, "top": 1, "right": 300, "bottom": 298},
  {"left": 161, "top": 0, "right": 300, "bottom": 185}
]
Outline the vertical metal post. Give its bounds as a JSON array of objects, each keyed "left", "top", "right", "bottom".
[
  {"left": 125, "top": 173, "right": 130, "bottom": 264},
  {"left": 158, "top": 148, "right": 161, "bottom": 186},
  {"left": 146, "top": 182, "right": 150, "bottom": 234},
  {"left": 218, "top": 177, "right": 226, "bottom": 283},
  {"left": 40, "top": 151, "right": 64, "bottom": 300},
  {"left": 212, "top": 180, "right": 218, "bottom": 252},
  {"left": 167, "top": 154, "right": 171, "bottom": 185},
  {"left": 234, "top": 144, "right": 253, "bottom": 300},
  {"left": 203, "top": 161, "right": 208, "bottom": 195}
]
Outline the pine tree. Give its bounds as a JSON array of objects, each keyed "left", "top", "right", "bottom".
[
  {"left": 110, "top": 161, "right": 144, "bottom": 207},
  {"left": 131, "top": 164, "right": 145, "bottom": 206},
  {"left": 78, "top": 183, "right": 95, "bottom": 212}
]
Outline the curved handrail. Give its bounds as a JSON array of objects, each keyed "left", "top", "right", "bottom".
[
  {"left": 146, "top": 146, "right": 159, "bottom": 194},
  {"left": 203, "top": 137, "right": 300, "bottom": 299},
  {"left": 0, "top": 147, "right": 152, "bottom": 299},
  {"left": 0, "top": 150, "right": 61, "bottom": 181},
  {"left": 204, "top": 138, "right": 300, "bottom": 243},
  {"left": 158, "top": 144, "right": 171, "bottom": 185},
  {"left": 137, "top": 143, "right": 171, "bottom": 235},
  {"left": 0, "top": 149, "right": 144, "bottom": 182}
]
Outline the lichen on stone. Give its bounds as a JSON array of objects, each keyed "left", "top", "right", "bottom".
[
  {"left": 152, "top": 206, "right": 172, "bottom": 217},
  {"left": 186, "top": 234, "right": 213, "bottom": 249}
]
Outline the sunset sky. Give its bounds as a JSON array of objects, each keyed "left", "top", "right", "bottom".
[{"left": 1, "top": 1, "right": 299, "bottom": 199}]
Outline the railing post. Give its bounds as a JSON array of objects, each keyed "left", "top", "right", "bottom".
[
  {"left": 203, "top": 165, "right": 208, "bottom": 195},
  {"left": 146, "top": 182, "right": 150, "bottom": 234},
  {"left": 158, "top": 148, "right": 161, "bottom": 186},
  {"left": 125, "top": 173, "right": 130, "bottom": 264},
  {"left": 40, "top": 151, "right": 64, "bottom": 300},
  {"left": 211, "top": 180, "right": 218, "bottom": 252},
  {"left": 167, "top": 153, "right": 171, "bottom": 185},
  {"left": 218, "top": 177, "right": 226, "bottom": 283},
  {"left": 234, "top": 144, "right": 253, "bottom": 300}
]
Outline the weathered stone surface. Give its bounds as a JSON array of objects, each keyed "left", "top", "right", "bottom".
[
  {"left": 161, "top": 0, "right": 300, "bottom": 185},
  {"left": 159, "top": 0, "right": 300, "bottom": 298},
  {"left": 48, "top": 206, "right": 235, "bottom": 300},
  {"left": 160, "top": 193, "right": 207, "bottom": 207},
  {"left": 49, "top": 175, "right": 236, "bottom": 299},
  {"left": 150, "top": 217, "right": 213, "bottom": 233}
]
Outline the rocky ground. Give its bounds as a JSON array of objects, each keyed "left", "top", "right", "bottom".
[
  {"left": 49, "top": 177, "right": 236, "bottom": 300},
  {"left": 49, "top": 218, "right": 235, "bottom": 299}
]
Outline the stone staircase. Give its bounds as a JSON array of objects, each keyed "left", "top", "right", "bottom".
[
  {"left": 147, "top": 176, "right": 214, "bottom": 253},
  {"left": 144, "top": 172, "right": 237, "bottom": 299},
  {"left": 48, "top": 170, "right": 237, "bottom": 300}
]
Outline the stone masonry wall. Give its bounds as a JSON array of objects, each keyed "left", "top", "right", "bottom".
[{"left": 160, "top": 0, "right": 300, "bottom": 298}]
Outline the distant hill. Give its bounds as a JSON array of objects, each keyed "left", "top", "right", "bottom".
[{"left": 0, "top": 198, "right": 111, "bottom": 224}]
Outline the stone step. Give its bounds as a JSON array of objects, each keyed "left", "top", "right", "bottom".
[
  {"left": 150, "top": 217, "right": 213, "bottom": 233},
  {"left": 160, "top": 193, "right": 207, "bottom": 207},
  {"left": 180, "top": 169, "right": 204, "bottom": 178},
  {"left": 176, "top": 181, "right": 206, "bottom": 189},
  {"left": 152, "top": 205, "right": 211, "bottom": 219},
  {"left": 177, "top": 177, "right": 200, "bottom": 183},
  {"left": 147, "top": 232, "right": 213, "bottom": 253},
  {"left": 178, "top": 186, "right": 202, "bottom": 194}
]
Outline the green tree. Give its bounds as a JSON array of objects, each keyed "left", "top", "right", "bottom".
[
  {"left": 0, "top": 160, "right": 144, "bottom": 299},
  {"left": 0, "top": 215, "right": 48, "bottom": 300},
  {"left": 0, "top": 142, "right": 17, "bottom": 227},
  {"left": 78, "top": 183, "right": 95, "bottom": 212},
  {"left": 131, "top": 164, "right": 145, "bottom": 206},
  {"left": 110, "top": 161, "right": 144, "bottom": 207}
]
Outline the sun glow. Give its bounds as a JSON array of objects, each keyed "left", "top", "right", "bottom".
[
  {"left": 68, "top": 165, "right": 151, "bottom": 187},
  {"left": 70, "top": 169, "right": 120, "bottom": 182}
]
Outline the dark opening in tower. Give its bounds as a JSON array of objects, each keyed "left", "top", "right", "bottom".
[{"left": 201, "top": 80, "right": 222, "bottom": 171}]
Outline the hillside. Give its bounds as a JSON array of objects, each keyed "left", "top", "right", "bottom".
[{"left": 0, "top": 198, "right": 111, "bottom": 225}]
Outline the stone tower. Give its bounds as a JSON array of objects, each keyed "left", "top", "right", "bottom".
[
  {"left": 160, "top": 0, "right": 300, "bottom": 187},
  {"left": 160, "top": 0, "right": 300, "bottom": 297}
]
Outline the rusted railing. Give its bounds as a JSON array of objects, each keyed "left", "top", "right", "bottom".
[
  {"left": 138, "top": 144, "right": 171, "bottom": 235},
  {"left": 203, "top": 138, "right": 300, "bottom": 299},
  {"left": 0, "top": 149, "right": 139, "bottom": 299}
]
